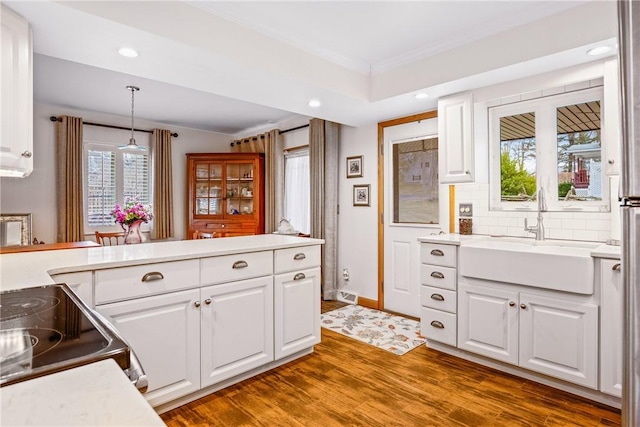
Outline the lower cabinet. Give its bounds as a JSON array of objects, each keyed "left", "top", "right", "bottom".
[
  {"left": 458, "top": 282, "right": 598, "bottom": 389},
  {"left": 600, "top": 258, "right": 623, "bottom": 397},
  {"left": 274, "top": 267, "right": 321, "bottom": 359},
  {"left": 201, "top": 277, "right": 273, "bottom": 388},
  {"left": 96, "top": 289, "right": 201, "bottom": 407}
]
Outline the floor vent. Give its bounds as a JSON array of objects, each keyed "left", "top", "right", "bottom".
[{"left": 337, "top": 290, "right": 358, "bottom": 305}]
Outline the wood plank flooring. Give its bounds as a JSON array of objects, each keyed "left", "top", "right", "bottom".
[{"left": 161, "top": 301, "right": 621, "bottom": 426}]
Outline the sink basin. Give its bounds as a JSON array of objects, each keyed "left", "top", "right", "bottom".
[{"left": 459, "top": 237, "right": 596, "bottom": 294}]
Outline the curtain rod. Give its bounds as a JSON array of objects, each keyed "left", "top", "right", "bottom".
[
  {"left": 49, "top": 116, "right": 179, "bottom": 138},
  {"left": 279, "top": 124, "right": 309, "bottom": 134}
]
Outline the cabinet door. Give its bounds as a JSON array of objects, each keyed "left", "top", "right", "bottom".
[
  {"left": 200, "top": 276, "right": 274, "bottom": 388},
  {"left": 0, "top": 5, "right": 33, "bottom": 178},
  {"left": 519, "top": 292, "right": 598, "bottom": 389},
  {"left": 97, "top": 289, "right": 201, "bottom": 407},
  {"left": 438, "top": 92, "right": 473, "bottom": 183},
  {"left": 274, "top": 267, "right": 321, "bottom": 359},
  {"left": 50, "top": 271, "right": 93, "bottom": 307},
  {"left": 458, "top": 283, "right": 518, "bottom": 364},
  {"left": 600, "top": 259, "right": 623, "bottom": 396}
]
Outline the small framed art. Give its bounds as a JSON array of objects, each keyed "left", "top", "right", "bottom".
[
  {"left": 346, "top": 155, "right": 363, "bottom": 178},
  {"left": 353, "top": 184, "right": 370, "bottom": 207}
]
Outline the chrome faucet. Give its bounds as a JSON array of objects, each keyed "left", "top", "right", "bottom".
[{"left": 524, "top": 188, "right": 547, "bottom": 241}]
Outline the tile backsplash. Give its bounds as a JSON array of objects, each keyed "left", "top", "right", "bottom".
[{"left": 455, "top": 183, "right": 615, "bottom": 243}]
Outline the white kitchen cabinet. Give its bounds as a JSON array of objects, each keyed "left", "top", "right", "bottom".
[
  {"left": 458, "top": 282, "right": 598, "bottom": 388},
  {"left": 458, "top": 283, "right": 518, "bottom": 364},
  {"left": 97, "top": 289, "right": 201, "bottom": 407},
  {"left": 600, "top": 258, "right": 623, "bottom": 397},
  {"left": 420, "top": 243, "right": 458, "bottom": 346},
  {"left": 438, "top": 92, "right": 473, "bottom": 183},
  {"left": 603, "top": 59, "right": 620, "bottom": 176},
  {"left": 200, "top": 276, "right": 274, "bottom": 387},
  {"left": 519, "top": 292, "right": 598, "bottom": 389},
  {"left": 274, "top": 267, "right": 321, "bottom": 359},
  {"left": 0, "top": 4, "right": 33, "bottom": 178}
]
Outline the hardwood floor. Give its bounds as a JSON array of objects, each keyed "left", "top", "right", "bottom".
[{"left": 161, "top": 301, "right": 621, "bottom": 427}]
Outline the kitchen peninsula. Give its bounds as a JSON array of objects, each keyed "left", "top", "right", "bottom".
[{"left": 1, "top": 234, "right": 324, "bottom": 421}]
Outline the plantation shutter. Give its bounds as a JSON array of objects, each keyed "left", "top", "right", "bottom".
[
  {"left": 123, "top": 152, "right": 150, "bottom": 204},
  {"left": 87, "top": 149, "right": 116, "bottom": 226}
]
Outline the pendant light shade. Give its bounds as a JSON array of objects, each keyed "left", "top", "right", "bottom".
[{"left": 119, "top": 85, "right": 146, "bottom": 151}]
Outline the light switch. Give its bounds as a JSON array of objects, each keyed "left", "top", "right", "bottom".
[{"left": 459, "top": 203, "right": 473, "bottom": 217}]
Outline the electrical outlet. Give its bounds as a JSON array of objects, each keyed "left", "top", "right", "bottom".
[{"left": 459, "top": 203, "right": 473, "bottom": 217}]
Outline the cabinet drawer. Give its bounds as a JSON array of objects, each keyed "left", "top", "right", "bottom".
[
  {"left": 420, "top": 264, "right": 456, "bottom": 290},
  {"left": 201, "top": 251, "right": 273, "bottom": 285},
  {"left": 95, "top": 260, "right": 199, "bottom": 305},
  {"left": 421, "top": 286, "right": 456, "bottom": 313},
  {"left": 420, "top": 243, "right": 456, "bottom": 267},
  {"left": 274, "top": 245, "right": 321, "bottom": 274},
  {"left": 420, "top": 307, "right": 457, "bottom": 346}
]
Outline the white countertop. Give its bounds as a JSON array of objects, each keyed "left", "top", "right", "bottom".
[
  {"left": 417, "top": 233, "right": 621, "bottom": 259},
  {"left": 0, "top": 234, "right": 324, "bottom": 291},
  {"left": 1, "top": 359, "right": 165, "bottom": 426}
]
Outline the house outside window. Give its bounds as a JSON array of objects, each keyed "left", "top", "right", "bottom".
[
  {"left": 489, "top": 86, "right": 608, "bottom": 212},
  {"left": 84, "top": 140, "right": 151, "bottom": 231}
]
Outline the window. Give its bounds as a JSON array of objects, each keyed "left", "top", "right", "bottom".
[
  {"left": 284, "top": 147, "right": 310, "bottom": 234},
  {"left": 489, "top": 86, "right": 607, "bottom": 212},
  {"left": 392, "top": 137, "right": 439, "bottom": 224},
  {"left": 84, "top": 140, "right": 150, "bottom": 230}
]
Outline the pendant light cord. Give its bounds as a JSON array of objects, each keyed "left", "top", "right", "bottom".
[{"left": 127, "top": 85, "right": 140, "bottom": 144}]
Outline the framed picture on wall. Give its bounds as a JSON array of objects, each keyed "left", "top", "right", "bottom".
[
  {"left": 353, "top": 184, "right": 370, "bottom": 207},
  {"left": 346, "top": 155, "right": 363, "bottom": 178}
]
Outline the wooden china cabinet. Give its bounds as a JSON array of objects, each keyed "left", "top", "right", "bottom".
[{"left": 186, "top": 153, "right": 265, "bottom": 239}]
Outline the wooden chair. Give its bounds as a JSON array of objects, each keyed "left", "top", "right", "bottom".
[
  {"left": 193, "top": 230, "right": 215, "bottom": 239},
  {"left": 95, "top": 231, "right": 125, "bottom": 246}
]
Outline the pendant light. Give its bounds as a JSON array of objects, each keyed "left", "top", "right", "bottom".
[{"left": 119, "top": 85, "right": 146, "bottom": 151}]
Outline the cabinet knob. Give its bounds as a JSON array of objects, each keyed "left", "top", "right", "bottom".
[
  {"left": 520, "top": 303, "right": 527, "bottom": 310},
  {"left": 608, "top": 159, "right": 615, "bottom": 165},
  {"left": 194, "top": 301, "right": 201, "bottom": 308},
  {"left": 465, "top": 170, "right": 471, "bottom": 175},
  {"left": 205, "top": 298, "right": 212, "bottom": 305},
  {"left": 509, "top": 301, "right": 516, "bottom": 307},
  {"left": 21, "top": 150, "right": 32, "bottom": 158}
]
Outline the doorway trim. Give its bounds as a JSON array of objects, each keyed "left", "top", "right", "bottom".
[{"left": 376, "top": 110, "right": 438, "bottom": 310}]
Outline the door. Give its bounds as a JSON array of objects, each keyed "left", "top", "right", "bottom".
[
  {"left": 274, "top": 267, "right": 321, "bottom": 359},
  {"left": 96, "top": 289, "right": 201, "bottom": 407},
  {"left": 458, "top": 283, "right": 519, "bottom": 364},
  {"left": 200, "top": 277, "right": 273, "bottom": 388},
  {"left": 600, "top": 259, "right": 623, "bottom": 396},
  {"left": 382, "top": 117, "right": 449, "bottom": 316},
  {"left": 519, "top": 292, "right": 598, "bottom": 389}
]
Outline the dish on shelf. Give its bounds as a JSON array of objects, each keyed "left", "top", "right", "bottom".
[{"left": 272, "top": 230, "right": 300, "bottom": 236}]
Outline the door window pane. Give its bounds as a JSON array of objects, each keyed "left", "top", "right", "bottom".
[
  {"left": 499, "top": 113, "right": 537, "bottom": 202},
  {"left": 392, "top": 138, "right": 438, "bottom": 224},
  {"left": 556, "top": 101, "right": 602, "bottom": 201}
]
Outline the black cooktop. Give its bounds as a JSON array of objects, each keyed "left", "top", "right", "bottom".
[{"left": 0, "top": 284, "right": 129, "bottom": 387}]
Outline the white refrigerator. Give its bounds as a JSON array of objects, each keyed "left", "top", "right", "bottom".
[{"left": 618, "top": 1, "right": 640, "bottom": 425}]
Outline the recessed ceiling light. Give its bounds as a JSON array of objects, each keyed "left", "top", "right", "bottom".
[
  {"left": 415, "top": 93, "right": 429, "bottom": 99},
  {"left": 587, "top": 45, "right": 612, "bottom": 56},
  {"left": 308, "top": 99, "right": 321, "bottom": 108},
  {"left": 118, "top": 47, "right": 139, "bottom": 58}
]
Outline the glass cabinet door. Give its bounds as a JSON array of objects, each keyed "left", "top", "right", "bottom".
[
  {"left": 194, "top": 161, "right": 223, "bottom": 216},
  {"left": 224, "top": 162, "right": 254, "bottom": 217}
]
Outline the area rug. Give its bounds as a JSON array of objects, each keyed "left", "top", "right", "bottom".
[{"left": 320, "top": 305, "right": 426, "bottom": 355}]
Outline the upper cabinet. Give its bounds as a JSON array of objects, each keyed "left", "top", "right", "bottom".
[
  {"left": 0, "top": 5, "right": 33, "bottom": 178},
  {"left": 438, "top": 92, "right": 474, "bottom": 183},
  {"left": 186, "top": 153, "right": 265, "bottom": 239},
  {"left": 603, "top": 59, "right": 620, "bottom": 176}
]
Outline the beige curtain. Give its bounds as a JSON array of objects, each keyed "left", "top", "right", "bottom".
[
  {"left": 150, "top": 129, "right": 174, "bottom": 240},
  {"left": 310, "top": 118, "right": 340, "bottom": 300},
  {"left": 55, "top": 116, "right": 84, "bottom": 242},
  {"left": 264, "top": 130, "right": 284, "bottom": 233}
]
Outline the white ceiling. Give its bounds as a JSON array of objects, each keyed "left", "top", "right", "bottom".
[{"left": 4, "top": 0, "right": 618, "bottom": 136}]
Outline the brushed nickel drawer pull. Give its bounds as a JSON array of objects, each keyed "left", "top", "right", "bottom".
[
  {"left": 430, "top": 249, "right": 444, "bottom": 256},
  {"left": 430, "top": 320, "right": 445, "bottom": 329},
  {"left": 430, "top": 293, "right": 445, "bottom": 301},
  {"left": 232, "top": 260, "right": 248, "bottom": 269},
  {"left": 430, "top": 271, "right": 445, "bottom": 279},
  {"left": 613, "top": 263, "right": 621, "bottom": 271},
  {"left": 293, "top": 253, "right": 306, "bottom": 260},
  {"left": 294, "top": 273, "right": 306, "bottom": 280},
  {"left": 141, "top": 272, "right": 164, "bottom": 282}
]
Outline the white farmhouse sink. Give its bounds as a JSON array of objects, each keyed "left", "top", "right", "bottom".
[{"left": 459, "top": 237, "right": 597, "bottom": 294}]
